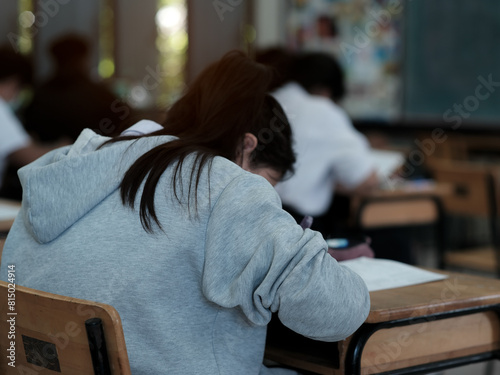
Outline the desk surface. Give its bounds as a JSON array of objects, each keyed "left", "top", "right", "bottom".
[
  {"left": 0, "top": 199, "right": 21, "bottom": 233},
  {"left": 265, "top": 270, "right": 500, "bottom": 375},
  {"left": 368, "top": 270, "right": 500, "bottom": 323},
  {"left": 348, "top": 181, "right": 452, "bottom": 230},
  {"left": 357, "top": 180, "right": 453, "bottom": 200}
]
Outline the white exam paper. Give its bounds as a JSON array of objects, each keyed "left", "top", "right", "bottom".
[
  {"left": 340, "top": 257, "right": 448, "bottom": 292},
  {"left": 370, "top": 149, "right": 405, "bottom": 179}
]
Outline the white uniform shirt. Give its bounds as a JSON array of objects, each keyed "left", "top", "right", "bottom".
[
  {"left": 0, "top": 98, "right": 30, "bottom": 187},
  {"left": 273, "top": 82, "right": 375, "bottom": 216}
]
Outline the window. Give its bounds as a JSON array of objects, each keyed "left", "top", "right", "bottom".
[{"left": 156, "top": 0, "right": 188, "bottom": 107}]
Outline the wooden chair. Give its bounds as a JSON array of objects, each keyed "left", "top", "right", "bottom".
[
  {"left": 428, "top": 160, "right": 500, "bottom": 278},
  {"left": 356, "top": 195, "right": 444, "bottom": 229},
  {"left": 0, "top": 280, "right": 131, "bottom": 374},
  {"left": 354, "top": 193, "right": 445, "bottom": 264}
]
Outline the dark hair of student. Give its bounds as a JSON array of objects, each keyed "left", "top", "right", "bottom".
[
  {"left": 290, "top": 52, "right": 346, "bottom": 102},
  {"left": 49, "top": 33, "right": 89, "bottom": 68},
  {"left": 254, "top": 47, "right": 295, "bottom": 91},
  {"left": 0, "top": 44, "right": 33, "bottom": 86},
  {"left": 104, "top": 51, "right": 296, "bottom": 232}
]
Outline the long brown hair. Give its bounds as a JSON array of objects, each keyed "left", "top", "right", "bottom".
[{"left": 104, "top": 51, "right": 295, "bottom": 232}]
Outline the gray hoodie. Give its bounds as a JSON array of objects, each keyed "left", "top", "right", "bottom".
[{"left": 1, "top": 125, "right": 370, "bottom": 374}]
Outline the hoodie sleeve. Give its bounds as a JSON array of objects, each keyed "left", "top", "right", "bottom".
[{"left": 202, "top": 173, "right": 370, "bottom": 342}]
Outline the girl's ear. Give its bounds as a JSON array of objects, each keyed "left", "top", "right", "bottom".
[
  {"left": 238, "top": 133, "right": 258, "bottom": 170},
  {"left": 243, "top": 133, "right": 258, "bottom": 153}
]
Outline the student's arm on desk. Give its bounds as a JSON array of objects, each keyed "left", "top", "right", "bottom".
[
  {"left": 336, "top": 170, "right": 379, "bottom": 196},
  {"left": 202, "top": 174, "right": 370, "bottom": 342},
  {"left": 336, "top": 148, "right": 407, "bottom": 195}
]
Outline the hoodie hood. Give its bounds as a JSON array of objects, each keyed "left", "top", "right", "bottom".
[{"left": 18, "top": 122, "right": 173, "bottom": 244}]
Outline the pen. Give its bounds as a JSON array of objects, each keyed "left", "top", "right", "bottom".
[{"left": 299, "top": 215, "right": 313, "bottom": 230}]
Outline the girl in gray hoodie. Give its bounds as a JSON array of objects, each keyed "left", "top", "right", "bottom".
[{"left": 1, "top": 51, "right": 369, "bottom": 374}]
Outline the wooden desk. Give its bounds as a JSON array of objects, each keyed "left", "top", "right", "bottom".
[
  {"left": 0, "top": 199, "right": 20, "bottom": 233},
  {"left": 265, "top": 271, "right": 500, "bottom": 374},
  {"left": 350, "top": 181, "right": 452, "bottom": 227},
  {"left": 363, "top": 180, "right": 452, "bottom": 199}
]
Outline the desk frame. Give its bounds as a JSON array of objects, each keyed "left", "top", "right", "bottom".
[
  {"left": 265, "top": 271, "right": 500, "bottom": 375},
  {"left": 345, "top": 305, "right": 500, "bottom": 375}
]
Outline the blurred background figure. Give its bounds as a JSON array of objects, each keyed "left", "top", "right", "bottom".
[
  {"left": 256, "top": 48, "right": 379, "bottom": 237},
  {"left": 0, "top": 44, "right": 57, "bottom": 200},
  {"left": 257, "top": 48, "right": 421, "bottom": 264},
  {"left": 23, "top": 33, "right": 133, "bottom": 143}
]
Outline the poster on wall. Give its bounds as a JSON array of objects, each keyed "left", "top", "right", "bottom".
[{"left": 285, "top": 0, "right": 404, "bottom": 122}]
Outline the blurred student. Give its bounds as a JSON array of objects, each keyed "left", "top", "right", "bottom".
[
  {"left": 24, "top": 33, "right": 131, "bottom": 143},
  {"left": 1, "top": 51, "right": 370, "bottom": 374},
  {"left": 257, "top": 49, "right": 378, "bottom": 237},
  {"left": 0, "top": 45, "right": 56, "bottom": 195}
]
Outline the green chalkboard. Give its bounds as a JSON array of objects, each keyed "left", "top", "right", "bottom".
[{"left": 403, "top": 0, "right": 500, "bottom": 127}]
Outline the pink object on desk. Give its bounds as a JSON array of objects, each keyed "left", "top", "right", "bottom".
[
  {"left": 327, "top": 243, "right": 375, "bottom": 262},
  {"left": 298, "top": 215, "right": 375, "bottom": 262}
]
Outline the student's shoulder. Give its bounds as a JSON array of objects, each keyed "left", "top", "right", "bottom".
[
  {"left": 210, "top": 157, "right": 272, "bottom": 188},
  {"left": 273, "top": 83, "right": 349, "bottom": 121},
  {"left": 208, "top": 157, "right": 277, "bottom": 200},
  {"left": 309, "top": 96, "right": 351, "bottom": 124},
  {"left": 275, "top": 85, "right": 349, "bottom": 123}
]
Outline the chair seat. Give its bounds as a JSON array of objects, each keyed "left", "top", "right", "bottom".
[
  {"left": 358, "top": 198, "right": 440, "bottom": 228},
  {"left": 444, "top": 246, "right": 498, "bottom": 273}
]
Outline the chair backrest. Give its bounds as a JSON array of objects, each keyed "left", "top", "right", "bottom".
[
  {"left": 429, "top": 160, "right": 496, "bottom": 218},
  {"left": 356, "top": 195, "right": 442, "bottom": 229},
  {"left": 354, "top": 193, "right": 446, "bottom": 266},
  {"left": 428, "top": 160, "right": 500, "bottom": 276},
  {"left": 429, "top": 160, "right": 498, "bottom": 247},
  {"left": 0, "top": 280, "right": 131, "bottom": 374}
]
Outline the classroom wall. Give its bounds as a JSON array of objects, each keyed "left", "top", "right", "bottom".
[
  {"left": 115, "top": 0, "right": 158, "bottom": 83},
  {"left": 33, "top": 0, "right": 101, "bottom": 80},
  {"left": 0, "top": 1, "right": 246, "bottom": 91},
  {"left": 253, "top": 0, "right": 286, "bottom": 48},
  {"left": 0, "top": 2, "right": 18, "bottom": 47},
  {"left": 0, "top": 0, "right": 158, "bottom": 93},
  {"left": 0, "top": 1, "right": 102, "bottom": 80},
  {"left": 186, "top": 0, "right": 246, "bottom": 83}
]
